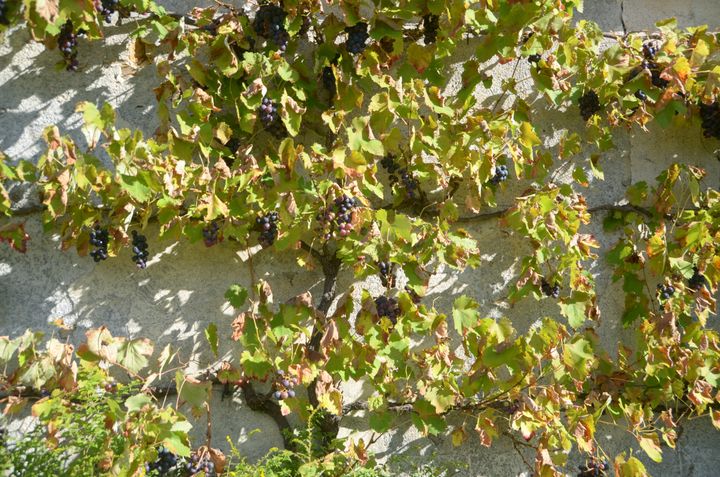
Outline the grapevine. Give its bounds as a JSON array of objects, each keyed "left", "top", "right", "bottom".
[{"left": 1, "top": 1, "right": 720, "bottom": 476}]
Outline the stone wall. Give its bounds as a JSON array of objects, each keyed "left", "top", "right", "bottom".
[{"left": 2, "top": 1, "right": 720, "bottom": 475}]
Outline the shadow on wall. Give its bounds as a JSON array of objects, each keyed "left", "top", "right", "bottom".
[
  {"left": 339, "top": 409, "right": 720, "bottom": 477},
  {"left": 0, "top": 218, "right": 329, "bottom": 375},
  {"left": 0, "top": 22, "right": 160, "bottom": 161}
]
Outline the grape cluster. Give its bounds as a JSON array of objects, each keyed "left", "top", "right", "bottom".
[
  {"left": 380, "top": 154, "right": 420, "bottom": 199},
  {"left": 642, "top": 42, "right": 658, "bottom": 60},
  {"left": 541, "top": 278, "right": 560, "bottom": 299},
  {"left": 256, "top": 211, "right": 279, "bottom": 247},
  {"left": 272, "top": 370, "right": 297, "bottom": 401},
  {"left": 315, "top": 194, "right": 359, "bottom": 240},
  {"left": 345, "top": 22, "right": 369, "bottom": 54},
  {"left": 699, "top": 101, "right": 720, "bottom": 140},
  {"left": 96, "top": 0, "right": 119, "bottom": 23},
  {"left": 657, "top": 283, "right": 676, "bottom": 301},
  {"left": 145, "top": 447, "right": 179, "bottom": 475},
  {"left": 253, "top": 4, "right": 289, "bottom": 52},
  {"left": 258, "top": 97, "right": 286, "bottom": 138},
  {"left": 186, "top": 453, "right": 216, "bottom": 477},
  {"left": 321, "top": 66, "right": 336, "bottom": 98},
  {"left": 579, "top": 90, "right": 601, "bottom": 121},
  {"left": 577, "top": 461, "right": 609, "bottom": 477},
  {"left": 333, "top": 195, "right": 357, "bottom": 237},
  {"left": 0, "top": 0, "right": 9, "bottom": 25},
  {"left": 528, "top": 53, "right": 542, "bottom": 64},
  {"left": 130, "top": 230, "right": 149, "bottom": 269},
  {"left": 89, "top": 226, "right": 109, "bottom": 262},
  {"left": 489, "top": 164, "right": 509, "bottom": 185},
  {"left": 58, "top": 20, "right": 79, "bottom": 72},
  {"left": 423, "top": 14, "right": 439, "bottom": 44},
  {"left": 202, "top": 222, "right": 220, "bottom": 247},
  {"left": 688, "top": 267, "right": 708, "bottom": 291},
  {"left": 375, "top": 296, "right": 400, "bottom": 324}
]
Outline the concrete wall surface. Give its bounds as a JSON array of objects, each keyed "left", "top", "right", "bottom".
[{"left": 2, "top": 1, "right": 720, "bottom": 476}]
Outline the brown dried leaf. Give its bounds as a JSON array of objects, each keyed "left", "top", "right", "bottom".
[
  {"left": 35, "top": 0, "right": 59, "bottom": 22},
  {"left": 231, "top": 312, "right": 248, "bottom": 341}
]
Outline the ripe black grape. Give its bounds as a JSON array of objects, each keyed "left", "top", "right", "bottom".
[
  {"left": 321, "top": 66, "right": 336, "bottom": 98},
  {"left": 186, "top": 453, "right": 216, "bottom": 477},
  {"left": 345, "top": 22, "right": 369, "bottom": 54},
  {"left": 315, "top": 194, "right": 359, "bottom": 240},
  {"left": 634, "top": 90, "right": 648, "bottom": 101},
  {"left": 528, "top": 53, "right": 542, "bottom": 64},
  {"left": 541, "top": 278, "right": 560, "bottom": 299},
  {"left": 579, "top": 90, "right": 601, "bottom": 121},
  {"left": 378, "top": 260, "right": 392, "bottom": 287},
  {"left": 657, "top": 283, "right": 675, "bottom": 301},
  {"left": 253, "top": 4, "right": 289, "bottom": 52},
  {"left": 380, "top": 154, "right": 420, "bottom": 199},
  {"left": 0, "top": 0, "right": 9, "bottom": 25},
  {"left": 58, "top": 20, "right": 79, "bottom": 71},
  {"left": 202, "top": 222, "right": 220, "bottom": 247},
  {"left": 272, "top": 370, "right": 297, "bottom": 401},
  {"left": 650, "top": 67, "right": 669, "bottom": 89},
  {"left": 89, "top": 226, "right": 109, "bottom": 263},
  {"left": 258, "top": 97, "right": 287, "bottom": 138},
  {"left": 334, "top": 194, "right": 357, "bottom": 238},
  {"left": 95, "top": 0, "right": 119, "bottom": 23},
  {"left": 489, "top": 164, "right": 509, "bottom": 185},
  {"left": 130, "top": 230, "right": 149, "bottom": 269},
  {"left": 256, "top": 211, "right": 279, "bottom": 247},
  {"left": 577, "top": 461, "right": 609, "bottom": 477},
  {"left": 688, "top": 267, "right": 708, "bottom": 291},
  {"left": 642, "top": 42, "right": 658, "bottom": 59},
  {"left": 699, "top": 101, "right": 720, "bottom": 140},
  {"left": 423, "top": 14, "right": 439, "bottom": 45},
  {"left": 375, "top": 296, "right": 400, "bottom": 324},
  {"left": 378, "top": 261, "right": 390, "bottom": 278},
  {"left": 145, "top": 446, "right": 179, "bottom": 476}
]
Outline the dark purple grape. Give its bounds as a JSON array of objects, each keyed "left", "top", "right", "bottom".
[
  {"left": 423, "top": 14, "right": 439, "bottom": 44},
  {"left": 345, "top": 22, "right": 369, "bottom": 54},
  {"left": 489, "top": 164, "right": 509, "bottom": 185},
  {"left": 700, "top": 101, "right": 720, "bottom": 140},
  {"left": 688, "top": 267, "right": 709, "bottom": 291},
  {"left": 130, "top": 230, "right": 149, "bottom": 269},
  {"left": 146, "top": 446, "right": 179, "bottom": 475},
  {"left": 202, "top": 222, "right": 221, "bottom": 247},
  {"left": 256, "top": 211, "right": 279, "bottom": 247},
  {"left": 375, "top": 295, "right": 400, "bottom": 324},
  {"left": 0, "top": 0, "right": 9, "bottom": 26},
  {"left": 253, "top": 4, "right": 289, "bottom": 52},
  {"left": 89, "top": 226, "right": 110, "bottom": 263},
  {"left": 577, "top": 460, "right": 609, "bottom": 477},
  {"left": 541, "top": 279, "right": 560, "bottom": 299},
  {"left": 58, "top": 20, "right": 80, "bottom": 72},
  {"left": 657, "top": 283, "right": 675, "bottom": 301},
  {"left": 579, "top": 90, "right": 601, "bottom": 121}
]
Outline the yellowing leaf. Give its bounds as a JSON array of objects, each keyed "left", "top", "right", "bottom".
[{"left": 638, "top": 434, "right": 663, "bottom": 463}]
